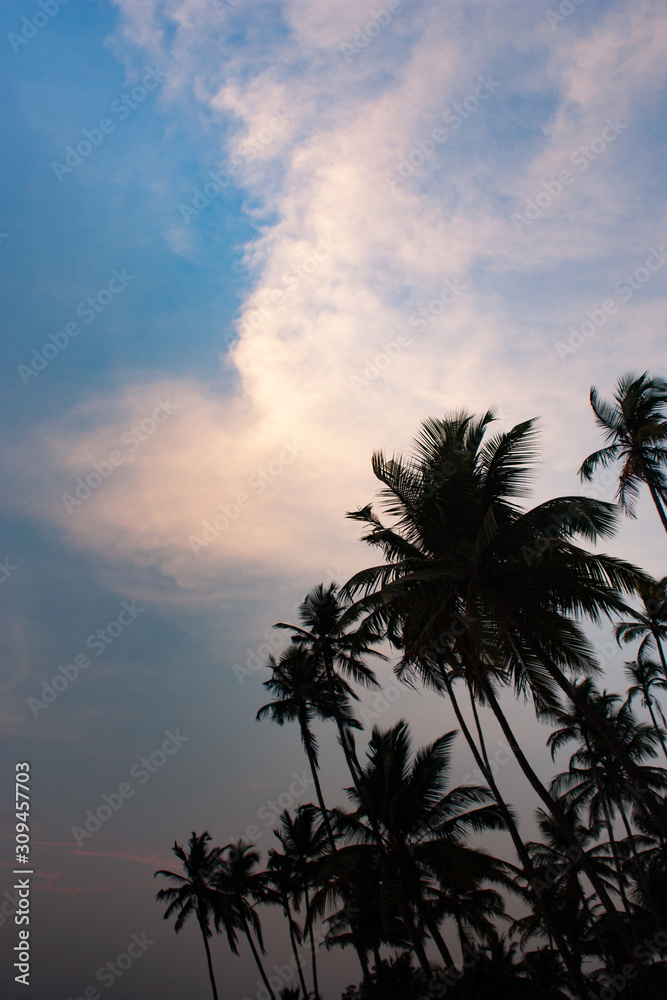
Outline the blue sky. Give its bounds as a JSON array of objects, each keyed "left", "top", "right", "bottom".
[{"left": 2, "top": 0, "right": 667, "bottom": 997}]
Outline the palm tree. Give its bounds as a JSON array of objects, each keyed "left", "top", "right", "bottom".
[
  {"left": 155, "top": 831, "right": 224, "bottom": 1000},
  {"left": 549, "top": 681, "right": 667, "bottom": 924},
  {"left": 329, "top": 720, "right": 510, "bottom": 985},
  {"left": 212, "top": 840, "right": 277, "bottom": 1000},
  {"left": 265, "top": 852, "right": 310, "bottom": 1000},
  {"left": 579, "top": 371, "right": 667, "bottom": 533},
  {"left": 275, "top": 583, "right": 384, "bottom": 797},
  {"left": 269, "top": 806, "right": 330, "bottom": 1000},
  {"left": 257, "top": 645, "right": 361, "bottom": 850},
  {"left": 522, "top": 804, "right": 613, "bottom": 971},
  {"left": 624, "top": 652, "right": 667, "bottom": 758},
  {"left": 343, "top": 409, "right": 666, "bottom": 997},
  {"left": 615, "top": 574, "right": 667, "bottom": 683}
]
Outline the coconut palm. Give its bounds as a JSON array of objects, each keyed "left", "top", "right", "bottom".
[
  {"left": 265, "top": 850, "right": 310, "bottom": 1000},
  {"left": 615, "top": 574, "right": 667, "bottom": 682},
  {"left": 212, "top": 840, "right": 278, "bottom": 1000},
  {"left": 269, "top": 806, "right": 330, "bottom": 1000},
  {"left": 579, "top": 371, "right": 667, "bottom": 533},
  {"left": 257, "top": 645, "right": 361, "bottom": 849},
  {"left": 328, "top": 721, "right": 510, "bottom": 983},
  {"left": 257, "top": 649, "right": 377, "bottom": 999},
  {"left": 343, "top": 409, "right": 666, "bottom": 997},
  {"left": 624, "top": 652, "right": 667, "bottom": 758},
  {"left": 154, "top": 831, "right": 224, "bottom": 1000},
  {"left": 549, "top": 681, "right": 667, "bottom": 928},
  {"left": 275, "top": 583, "right": 384, "bottom": 796}
]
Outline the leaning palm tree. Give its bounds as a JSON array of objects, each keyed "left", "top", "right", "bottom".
[
  {"left": 275, "top": 583, "right": 384, "bottom": 796},
  {"left": 154, "top": 831, "right": 224, "bottom": 1000},
  {"left": 579, "top": 371, "right": 667, "bottom": 533},
  {"left": 269, "top": 806, "right": 330, "bottom": 1000},
  {"left": 212, "top": 840, "right": 277, "bottom": 1000},
  {"left": 256, "top": 645, "right": 361, "bottom": 850}
]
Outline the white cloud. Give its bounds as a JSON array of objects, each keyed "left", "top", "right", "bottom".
[{"left": 12, "top": 0, "right": 666, "bottom": 601}]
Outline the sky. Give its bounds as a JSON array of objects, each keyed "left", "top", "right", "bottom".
[{"left": 1, "top": 0, "right": 666, "bottom": 997}]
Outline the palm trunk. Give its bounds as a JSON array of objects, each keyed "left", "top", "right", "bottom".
[
  {"left": 599, "top": 790, "right": 633, "bottom": 919},
  {"left": 300, "top": 717, "right": 337, "bottom": 852},
  {"left": 645, "top": 473, "right": 667, "bottom": 536},
  {"left": 242, "top": 916, "right": 277, "bottom": 1000},
  {"left": 651, "top": 626, "right": 667, "bottom": 686},
  {"left": 304, "top": 884, "right": 321, "bottom": 1000},
  {"left": 197, "top": 914, "right": 219, "bottom": 1000},
  {"left": 284, "top": 898, "right": 309, "bottom": 1000},
  {"left": 644, "top": 689, "right": 667, "bottom": 759},
  {"left": 440, "top": 669, "right": 589, "bottom": 999},
  {"left": 477, "top": 673, "right": 664, "bottom": 1000},
  {"left": 300, "top": 718, "right": 374, "bottom": 997},
  {"left": 396, "top": 889, "right": 432, "bottom": 977}
]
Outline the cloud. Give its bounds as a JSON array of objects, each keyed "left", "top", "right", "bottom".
[{"left": 10, "top": 0, "right": 666, "bottom": 602}]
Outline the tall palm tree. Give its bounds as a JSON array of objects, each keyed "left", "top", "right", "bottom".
[
  {"left": 256, "top": 653, "right": 377, "bottom": 1000},
  {"left": 579, "top": 371, "right": 667, "bottom": 533},
  {"left": 343, "top": 410, "right": 666, "bottom": 997},
  {"left": 327, "top": 720, "right": 510, "bottom": 985},
  {"left": 522, "top": 804, "right": 613, "bottom": 971},
  {"left": 269, "top": 806, "right": 330, "bottom": 1000},
  {"left": 275, "top": 583, "right": 384, "bottom": 796},
  {"left": 615, "top": 574, "right": 667, "bottom": 682},
  {"left": 256, "top": 645, "right": 361, "bottom": 849},
  {"left": 265, "top": 851, "right": 310, "bottom": 1000},
  {"left": 624, "top": 652, "right": 667, "bottom": 758},
  {"left": 549, "top": 681, "right": 667, "bottom": 924},
  {"left": 155, "top": 831, "right": 224, "bottom": 1000},
  {"left": 212, "top": 840, "right": 277, "bottom": 1000}
]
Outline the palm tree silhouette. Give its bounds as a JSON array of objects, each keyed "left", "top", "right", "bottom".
[
  {"left": 154, "top": 831, "right": 224, "bottom": 1000},
  {"left": 269, "top": 806, "right": 329, "bottom": 1000},
  {"left": 343, "top": 409, "right": 665, "bottom": 997},
  {"left": 624, "top": 651, "right": 667, "bottom": 758},
  {"left": 275, "top": 583, "right": 384, "bottom": 798},
  {"left": 579, "top": 371, "right": 667, "bottom": 533},
  {"left": 256, "top": 645, "right": 361, "bottom": 850},
  {"left": 615, "top": 574, "right": 667, "bottom": 682},
  {"left": 213, "top": 840, "right": 277, "bottom": 1000}
]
